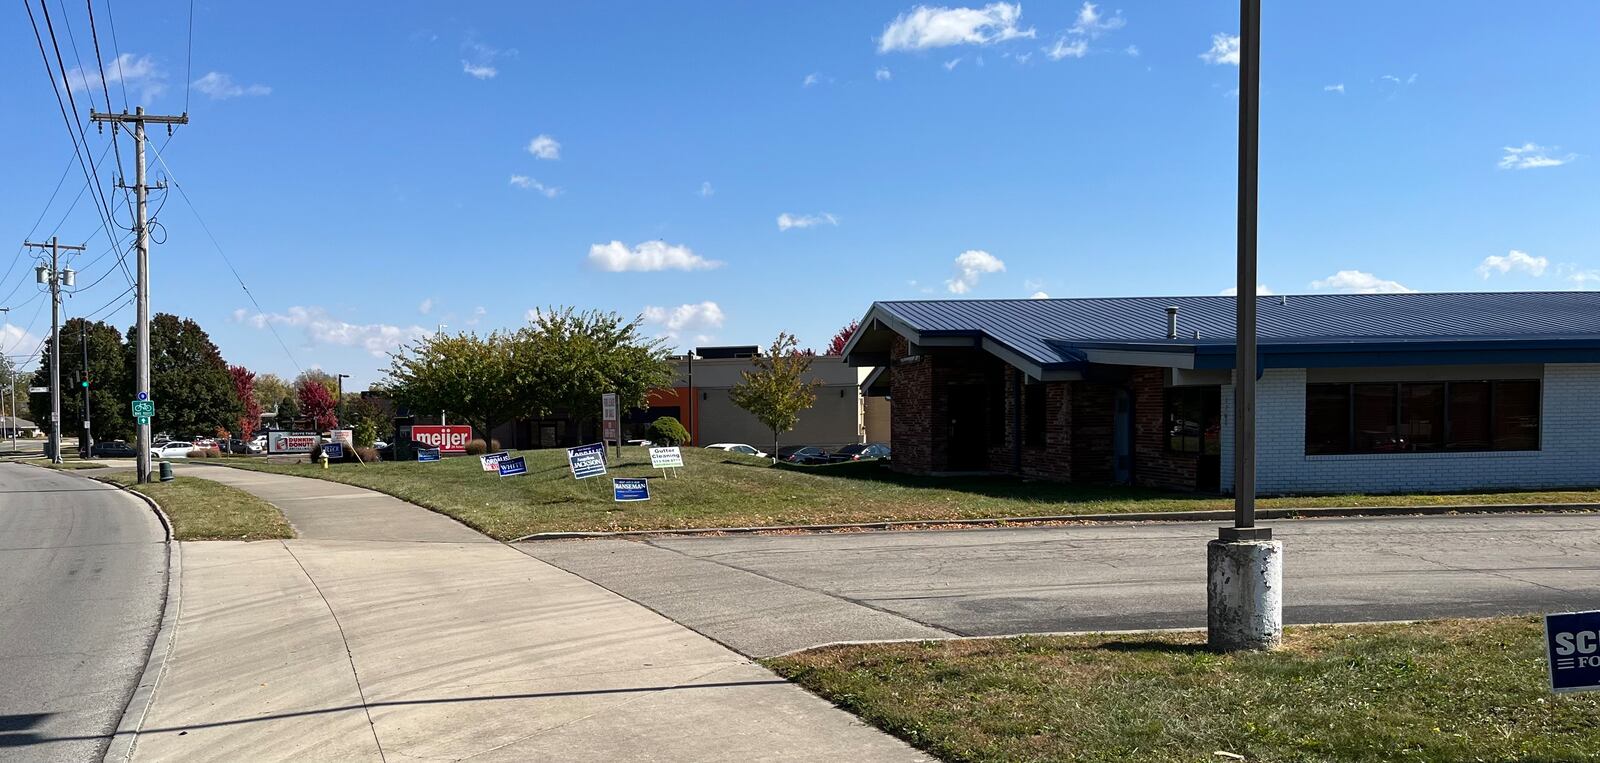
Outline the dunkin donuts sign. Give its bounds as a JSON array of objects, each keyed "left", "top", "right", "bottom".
[{"left": 411, "top": 425, "right": 473, "bottom": 453}]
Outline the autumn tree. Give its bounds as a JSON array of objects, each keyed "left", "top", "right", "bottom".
[
  {"left": 297, "top": 377, "right": 338, "bottom": 431},
  {"left": 824, "top": 320, "right": 860, "bottom": 356},
  {"left": 125, "top": 313, "right": 240, "bottom": 438},
  {"left": 730, "top": 332, "right": 820, "bottom": 459},
  {"left": 229, "top": 366, "right": 262, "bottom": 439}
]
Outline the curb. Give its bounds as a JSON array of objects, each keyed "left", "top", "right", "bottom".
[
  {"left": 92, "top": 478, "right": 183, "bottom": 763},
  {"left": 512, "top": 502, "right": 1600, "bottom": 542}
]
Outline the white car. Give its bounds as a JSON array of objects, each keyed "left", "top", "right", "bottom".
[
  {"left": 151, "top": 441, "right": 196, "bottom": 459},
  {"left": 704, "top": 443, "right": 767, "bottom": 458}
]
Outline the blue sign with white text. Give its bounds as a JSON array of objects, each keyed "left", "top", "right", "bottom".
[
  {"left": 497, "top": 456, "right": 528, "bottom": 478},
  {"left": 1547, "top": 610, "right": 1600, "bottom": 693},
  {"left": 613, "top": 478, "right": 649, "bottom": 502},
  {"left": 567, "top": 442, "right": 608, "bottom": 479},
  {"left": 417, "top": 447, "right": 441, "bottom": 462},
  {"left": 321, "top": 442, "right": 344, "bottom": 460}
]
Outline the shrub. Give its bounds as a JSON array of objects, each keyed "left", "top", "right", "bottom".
[
  {"left": 189, "top": 448, "right": 221, "bottom": 459},
  {"left": 355, "top": 446, "right": 380, "bottom": 463},
  {"left": 464, "top": 439, "right": 501, "bottom": 456},
  {"left": 647, "top": 416, "right": 690, "bottom": 446}
]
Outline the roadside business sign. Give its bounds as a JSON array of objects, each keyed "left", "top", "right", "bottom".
[
  {"left": 30, "top": 386, "right": 49, "bottom": 393},
  {"left": 268, "top": 431, "right": 319, "bottom": 454},
  {"left": 601, "top": 393, "right": 621, "bottom": 446},
  {"left": 567, "top": 442, "right": 608, "bottom": 479},
  {"left": 496, "top": 456, "right": 528, "bottom": 478},
  {"left": 1547, "top": 610, "right": 1600, "bottom": 693},
  {"left": 411, "top": 424, "right": 473, "bottom": 453},
  {"left": 480, "top": 451, "right": 511, "bottom": 472},
  {"left": 649, "top": 446, "right": 684, "bottom": 469},
  {"left": 416, "top": 447, "right": 442, "bottom": 463},
  {"left": 612, "top": 477, "right": 649, "bottom": 502},
  {"left": 322, "top": 442, "right": 345, "bottom": 460}
]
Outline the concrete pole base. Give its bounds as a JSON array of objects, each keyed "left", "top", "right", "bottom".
[{"left": 1207, "top": 538, "right": 1283, "bottom": 651}]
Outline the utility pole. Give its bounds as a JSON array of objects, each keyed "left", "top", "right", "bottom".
[
  {"left": 0, "top": 306, "right": 10, "bottom": 452},
  {"left": 80, "top": 321, "right": 92, "bottom": 458},
  {"left": 26, "top": 237, "right": 84, "bottom": 464},
  {"left": 91, "top": 107, "right": 189, "bottom": 483}
]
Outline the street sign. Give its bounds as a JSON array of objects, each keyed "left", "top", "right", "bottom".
[
  {"left": 411, "top": 425, "right": 472, "bottom": 453},
  {"left": 131, "top": 399, "right": 155, "bottom": 418},
  {"left": 1547, "top": 610, "right": 1600, "bottom": 693},
  {"left": 566, "top": 442, "right": 608, "bottom": 479},
  {"left": 649, "top": 446, "right": 684, "bottom": 469},
  {"left": 416, "top": 447, "right": 442, "bottom": 463},
  {"left": 29, "top": 386, "right": 48, "bottom": 393},
  {"left": 612, "top": 477, "right": 650, "bottom": 502},
  {"left": 480, "top": 451, "right": 510, "bottom": 472},
  {"left": 136, "top": 416, "right": 150, "bottom": 426},
  {"left": 322, "top": 442, "right": 345, "bottom": 460},
  {"left": 496, "top": 456, "right": 528, "bottom": 478},
  {"left": 602, "top": 392, "right": 620, "bottom": 445},
  {"left": 137, "top": 391, "right": 148, "bottom": 400}
]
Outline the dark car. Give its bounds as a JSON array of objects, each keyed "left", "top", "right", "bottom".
[
  {"left": 376, "top": 440, "right": 435, "bottom": 461},
  {"left": 776, "top": 445, "right": 830, "bottom": 465},
  {"left": 90, "top": 440, "right": 138, "bottom": 458},
  {"left": 827, "top": 443, "right": 891, "bottom": 463},
  {"left": 221, "top": 439, "right": 253, "bottom": 454}
]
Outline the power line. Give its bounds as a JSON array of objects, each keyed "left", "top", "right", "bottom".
[
  {"left": 84, "top": 0, "right": 128, "bottom": 184},
  {"left": 103, "top": 0, "right": 128, "bottom": 108},
  {"left": 183, "top": 0, "right": 195, "bottom": 112}
]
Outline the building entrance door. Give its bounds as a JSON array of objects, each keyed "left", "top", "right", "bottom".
[
  {"left": 946, "top": 383, "right": 989, "bottom": 471},
  {"left": 1112, "top": 388, "right": 1133, "bottom": 484}
]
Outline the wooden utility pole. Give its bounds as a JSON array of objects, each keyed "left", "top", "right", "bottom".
[
  {"left": 90, "top": 107, "right": 188, "bottom": 482},
  {"left": 24, "top": 237, "right": 85, "bottom": 464}
]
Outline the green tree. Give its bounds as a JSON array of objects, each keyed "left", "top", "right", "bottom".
[
  {"left": 729, "top": 332, "right": 820, "bottom": 459},
  {"left": 514, "top": 307, "right": 674, "bottom": 432},
  {"left": 344, "top": 395, "right": 387, "bottom": 447},
  {"left": 254, "top": 373, "right": 291, "bottom": 420},
  {"left": 385, "top": 331, "right": 520, "bottom": 444},
  {"left": 647, "top": 416, "right": 690, "bottom": 446},
  {"left": 28, "top": 318, "right": 134, "bottom": 441},
  {"left": 126, "top": 313, "right": 242, "bottom": 438}
]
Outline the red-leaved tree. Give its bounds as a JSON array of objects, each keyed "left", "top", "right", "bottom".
[
  {"left": 229, "top": 365, "right": 261, "bottom": 440},
  {"left": 298, "top": 378, "right": 338, "bottom": 431},
  {"left": 824, "top": 320, "right": 859, "bottom": 356}
]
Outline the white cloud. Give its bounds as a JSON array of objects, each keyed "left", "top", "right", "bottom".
[
  {"left": 1380, "top": 73, "right": 1418, "bottom": 86},
  {"left": 699, "top": 181, "right": 714, "bottom": 197},
  {"left": 418, "top": 298, "right": 434, "bottom": 315},
  {"left": 466, "top": 306, "right": 486, "bottom": 326},
  {"left": 1218, "top": 285, "right": 1277, "bottom": 296},
  {"left": 1124, "top": 44, "right": 1139, "bottom": 57},
  {"left": 587, "top": 240, "right": 722, "bottom": 272},
  {"left": 776, "top": 212, "right": 838, "bottom": 231},
  {"left": 944, "top": 57, "right": 963, "bottom": 70},
  {"left": 1498, "top": 142, "right": 1575, "bottom": 170},
  {"left": 234, "top": 306, "right": 430, "bottom": 357},
  {"left": 65, "top": 53, "right": 166, "bottom": 102},
  {"left": 1029, "top": 291, "right": 1049, "bottom": 299},
  {"left": 1565, "top": 269, "right": 1600, "bottom": 288},
  {"left": 946, "top": 250, "right": 1005, "bottom": 294},
  {"left": 462, "top": 61, "right": 497, "bottom": 79},
  {"left": 1070, "top": 2, "right": 1124, "bottom": 37},
  {"left": 1476, "top": 249, "right": 1548, "bottom": 279},
  {"left": 1046, "top": 37, "right": 1088, "bottom": 60},
  {"left": 1199, "top": 33, "right": 1240, "bottom": 65},
  {"left": 191, "top": 71, "right": 271, "bottom": 99},
  {"left": 878, "top": 3, "right": 1034, "bottom": 52},
  {"left": 461, "top": 39, "right": 514, "bottom": 80},
  {"left": 641, "top": 302, "right": 726, "bottom": 339},
  {"left": 509, "top": 174, "right": 560, "bottom": 198},
  {"left": 1308, "top": 270, "right": 1415, "bottom": 294},
  {"left": 1324, "top": 83, "right": 1345, "bottom": 94},
  {"left": 527, "top": 134, "right": 561, "bottom": 160},
  {"left": 876, "top": 67, "right": 893, "bottom": 81},
  {"left": 803, "top": 72, "right": 820, "bottom": 88},
  {"left": 1, "top": 323, "right": 45, "bottom": 364}
]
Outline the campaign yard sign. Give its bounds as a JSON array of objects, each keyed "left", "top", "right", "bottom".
[
  {"left": 567, "top": 443, "right": 608, "bottom": 479},
  {"left": 612, "top": 478, "right": 649, "bottom": 502},
  {"left": 649, "top": 447, "right": 684, "bottom": 469},
  {"left": 321, "top": 442, "right": 344, "bottom": 460},
  {"left": 411, "top": 425, "right": 473, "bottom": 453},
  {"left": 496, "top": 456, "right": 528, "bottom": 478},
  {"left": 1547, "top": 610, "right": 1600, "bottom": 693},
  {"left": 480, "top": 451, "right": 511, "bottom": 472},
  {"left": 416, "top": 447, "right": 442, "bottom": 463}
]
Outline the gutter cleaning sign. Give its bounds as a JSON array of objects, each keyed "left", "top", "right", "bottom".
[
  {"left": 649, "top": 447, "right": 684, "bottom": 469},
  {"left": 1547, "top": 610, "right": 1600, "bottom": 693},
  {"left": 567, "top": 443, "right": 608, "bottom": 479}
]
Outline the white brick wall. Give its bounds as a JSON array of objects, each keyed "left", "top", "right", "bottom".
[{"left": 1220, "top": 364, "right": 1600, "bottom": 494}]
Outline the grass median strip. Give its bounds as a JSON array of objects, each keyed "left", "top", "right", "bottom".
[
  {"left": 100, "top": 472, "right": 294, "bottom": 541},
  {"left": 766, "top": 617, "right": 1600, "bottom": 763},
  {"left": 214, "top": 446, "right": 1600, "bottom": 539}
]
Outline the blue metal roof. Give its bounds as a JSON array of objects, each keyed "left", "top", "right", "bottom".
[{"left": 863, "top": 292, "right": 1600, "bottom": 371}]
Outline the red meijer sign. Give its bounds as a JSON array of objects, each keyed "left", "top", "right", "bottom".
[{"left": 412, "top": 425, "right": 473, "bottom": 453}]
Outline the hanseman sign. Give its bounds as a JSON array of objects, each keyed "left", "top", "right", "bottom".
[
  {"left": 567, "top": 442, "right": 608, "bottom": 479},
  {"left": 497, "top": 456, "right": 528, "bottom": 478},
  {"left": 417, "top": 447, "right": 442, "bottom": 463},
  {"left": 268, "top": 431, "right": 318, "bottom": 454},
  {"left": 612, "top": 477, "right": 649, "bottom": 502},
  {"left": 480, "top": 451, "right": 511, "bottom": 472},
  {"left": 1547, "top": 610, "right": 1600, "bottom": 693},
  {"left": 411, "top": 425, "right": 473, "bottom": 453},
  {"left": 649, "top": 447, "right": 684, "bottom": 469}
]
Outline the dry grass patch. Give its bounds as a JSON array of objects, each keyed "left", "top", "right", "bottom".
[{"left": 99, "top": 472, "right": 294, "bottom": 541}]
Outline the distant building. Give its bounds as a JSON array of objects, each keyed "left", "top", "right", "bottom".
[{"left": 1, "top": 416, "right": 39, "bottom": 438}]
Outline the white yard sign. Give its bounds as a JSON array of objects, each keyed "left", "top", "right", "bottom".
[{"left": 649, "top": 447, "right": 684, "bottom": 469}]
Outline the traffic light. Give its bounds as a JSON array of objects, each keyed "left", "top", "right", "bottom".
[{"left": 81, "top": 380, "right": 89, "bottom": 388}]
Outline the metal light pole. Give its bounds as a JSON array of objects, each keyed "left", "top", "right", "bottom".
[
  {"left": 336, "top": 373, "right": 349, "bottom": 427},
  {"left": 686, "top": 351, "right": 696, "bottom": 445},
  {"left": 1207, "top": 0, "right": 1283, "bottom": 652},
  {"left": 0, "top": 306, "right": 9, "bottom": 451},
  {"left": 435, "top": 324, "right": 446, "bottom": 426}
]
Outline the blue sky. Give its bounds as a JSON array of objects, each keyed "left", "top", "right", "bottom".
[{"left": 3, "top": 1, "right": 1596, "bottom": 387}]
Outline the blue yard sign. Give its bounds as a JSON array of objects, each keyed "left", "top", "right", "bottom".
[
  {"left": 321, "top": 442, "right": 344, "bottom": 460},
  {"left": 497, "top": 455, "right": 528, "bottom": 478},
  {"left": 417, "top": 447, "right": 442, "bottom": 463},
  {"left": 613, "top": 477, "right": 649, "bottom": 502},
  {"left": 567, "top": 442, "right": 608, "bottom": 479},
  {"left": 1547, "top": 610, "right": 1600, "bottom": 693}
]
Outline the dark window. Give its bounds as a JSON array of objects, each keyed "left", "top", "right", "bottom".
[
  {"left": 1166, "top": 386, "right": 1221, "bottom": 454},
  {"left": 988, "top": 372, "right": 1007, "bottom": 446},
  {"left": 1306, "top": 379, "right": 1540, "bottom": 455},
  {"left": 1024, "top": 384, "right": 1046, "bottom": 447}
]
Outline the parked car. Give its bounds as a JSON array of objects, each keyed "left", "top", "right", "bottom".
[
  {"left": 828, "top": 443, "right": 891, "bottom": 462},
  {"left": 151, "top": 441, "right": 195, "bottom": 459},
  {"left": 626, "top": 438, "right": 655, "bottom": 447},
  {"left": 90, "top": 440, "right": 138, "bottom": 458},
  {"left": 704, "top": 443, "right": 767, "bottom": 458},
  {"left": 372, "top": 440, "right": 388, "bottom": 450},
  {"left": 219, "top": 439, "right": 256, "bottom": 455},
  {"left": 776, "top": 445, "right": 830, "bottom": 465}
]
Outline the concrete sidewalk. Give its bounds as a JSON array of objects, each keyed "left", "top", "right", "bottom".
[{"left": 131, "top": 465, "right": 925, "bottom": 762}]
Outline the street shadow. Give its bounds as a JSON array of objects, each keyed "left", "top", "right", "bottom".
[
  {"left": 1096, "top": 640, "right": 1214, "bottom": 655},
  {"left": 0, "top": 713, "right": 53, "bottom": 748}
]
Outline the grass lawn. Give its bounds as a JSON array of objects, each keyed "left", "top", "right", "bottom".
[
  {"left": 767, "top": 617, "right": 1600, "bottom": 763},
  {"left": 99, "top": 472, "right": 294, "bottom": 541},
  {"left": 213, "top": 446, "right": 1600, "bottom": 539},
  {"left": 40, "top": 460, "right": 109, "bottom": 469}
]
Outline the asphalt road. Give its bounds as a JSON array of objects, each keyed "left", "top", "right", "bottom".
[
  {"left": 0, "top": 463, "right": 166, "bottom": 760},
  {"left": 521, "top": 512, "right": 1600, "bottom": 656}
]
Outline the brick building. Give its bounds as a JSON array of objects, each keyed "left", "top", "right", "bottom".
[{"left": 843, "top": 292, "right": 1600, "bottom": 494}]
